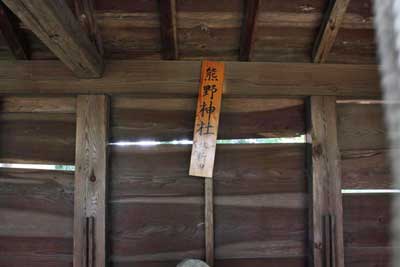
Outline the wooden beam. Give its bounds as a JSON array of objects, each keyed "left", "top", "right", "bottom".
[
  {"left": 239, "top": 0, "right": 260, "bottom": 61},
  {"left": 312, "top": 0, "right": 350, "bottom": 63},
  {"left": 74, "top": 0, "right": 103, "bottom": 56},
  {"left": 74, "top": 95, "right": 109, "bottom": 267},
  {"left": 0, "top": 60, "right": 381, "bottom": 97},
  {"left": 306, "top": 96, "right": 344, "bottom": 267},
  {"left": 158, "top": 0, "right": 178, "bottom": 60},
  {"left": 0, "top": 2, "right": 29, "bottom": 59},
  {"left": 2, "top": 0, "right": 103, "bottom": 78}
]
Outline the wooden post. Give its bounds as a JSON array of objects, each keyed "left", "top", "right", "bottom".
[
  {"left": 205, "top": 178, "right": 214, "bottom": 266},
  {"left": 306, "top": 96, "right": 344, "bottom": 267},
  {"left": 74, "top": 95, "right": 109, "bottom": 267}
]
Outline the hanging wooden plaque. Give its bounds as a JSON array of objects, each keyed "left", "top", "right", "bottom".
[{"left": 189, "top": 60, "right": 224, "bottom": 178}]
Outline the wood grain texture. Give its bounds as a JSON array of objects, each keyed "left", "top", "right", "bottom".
[
  {"left": 0, "top": 168, "right": 73, "bottom": 267},
  {"left": 190, "top": 61, "right": 224, "bottom": 178},
  {"left": 0, "top": 112, "right": 75, "bottom": 164},
  {"left": 109, "top": 143, "right": 306, "bottom": 266},
  {"left": 0, "top": 60, "right": 381, "bottom": 97},
  {"left": 110, "top": 144, "right": 305, "bottom": 197},
  {"left": 74, "top": 95, "right": 109, "bottom": 267},
  {"left": 0, "top": 2, "right": 29, "bottom": 59},
  {"left": 111, "top": 97, "right": 304, "bottom": 142},
  {"left": 343, "top": 194, "right": 393, "bottom": 267},
  {"left": 4, "top": 0, "right": 376, "bottom": 63},
  {"left": 341, "top": 149, "right": 393, "bottom": 190},
  {"left": 2, "top": 0, "right": 103, "bottom": 78},
  {"left": 313, "top": 0, "right": 351, "bottom": 63},
  {"left": 337, "top": 103, "right": 388, "bottom": 151},
  {"left": 159, "top": 0, "right": 178, "bottom": 60},
  {"left": 74, "top": 0, "right": 104, "bottom": 56},
  {"left": 205, "top": 178, "right": 214, "bottom": 266},
  {"left": 307, "top": 96, "right": 344, "bottom": 267},
  {"left": 239, "top": 0, "right": 260, "bottom": 61},
  {"left": 337, "top": 102, "right": 393, "bottom": 190},
  {"left": 0, "top": 96, "right": 76, "bottom": 113}
]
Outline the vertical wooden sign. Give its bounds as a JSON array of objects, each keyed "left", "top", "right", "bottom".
[{"left": 189, "top": 60, "right": 224, "bottom": 178}]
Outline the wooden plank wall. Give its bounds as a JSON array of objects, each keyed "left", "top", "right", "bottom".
[
  {"left": 0, "top": 96, "right": 76, "bottom": 267},
  {"left": 109, "top": 96, "right": 307, "bottom": 267},
  {"left": 337, "top": 101, "right": 394, "bottom": 267},
  {"left": 0, "top": 95, "right": 394, "bottom": 267}
]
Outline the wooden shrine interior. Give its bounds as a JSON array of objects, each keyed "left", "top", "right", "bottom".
[{"left": 0, "top": 1, "right": 393, "bottom": 267}]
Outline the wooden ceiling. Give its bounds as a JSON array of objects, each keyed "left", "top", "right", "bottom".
[{"left": 0, "top": 0, "right": 375, "bottom": 64}]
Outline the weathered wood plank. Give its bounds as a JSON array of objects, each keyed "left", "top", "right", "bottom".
[
  {"left": 239, "top": 0, "right": 260, "bottom": 61},
  {"left": 0, "top": 168, "right": 73, "bottom": 267},
  {"left": 2, "top": 0, "right": 103, "bottom": 78},
  {"left": 109, "top": 143, "right": 306, "bottom": 266},
  {"left": 312, "top": 0, "right": 351, "bottom": 63},
  {"left": 0, "top": 96, "right": 76, "bottom": 113},
  {"left": 110, "top": 144, "right": 305, "bottom": 198},
  {"left": 0, "top": 60, "right": 381, "bottom": 97},
  {"left": 74, "top": 95, "right": 109, "bottom": 267},
  {"left": 110, "top": 200, "right": 204, "bottom": 264},
  {"left": 337, "top": 103, "right": 388, "bottom": 151},
  {"left": 343, "top": 194, "right": 393, "bottom": 267},
  {"left": 0, "top": 113, "right": 75, "bottom": 164},
  {"left": 0, "top": 2, "right": 29, "bottom": 59},
  {"left": 0, "top": 168, "right": 74, "bottom": 217},
  {"left": 307, "top": 96, "right": 344, "bottom": 267},
  {"left": 111, "top": 97, "right": 304, "bottom": 142},
  {"left": 341, "top": 149, "right": 393, "bottom": 189},
  {"left": 214, "top": 196, "right": 307, "bottom": 259},
  {"left": 159, "top": 0, "right": 178, "bottom": 60}
]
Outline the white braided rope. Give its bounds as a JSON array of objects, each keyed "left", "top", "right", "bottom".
[{"left": 374, "top": 0, "right": 400, "bottom": 265}]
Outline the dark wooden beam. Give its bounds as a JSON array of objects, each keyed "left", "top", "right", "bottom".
[
  {"left": 313, "top": 0, "right": 350, "bottom": 63},
  {"left": 306, "top": 96, "right": 344, "bottom": 267},
  {"left": 74, "top": 0, "right": 103, "bottom": 56},
  {"left": 0, "top": 2, "right": 29, "bottom": 59},
  {"left": 2, "top": 0, "right": 103, "bottom": 78},
  {"left": 0, "top": 60, "right": 381, "bottom": 97},
  {"left": 74, "top": 95, "right": 109, "bottom": 267},
  {"left": 239, "top": 0, "right": 260, "bottom": 61},
  {"left": 159, "top": 0, "right": 178, "bottom": 60}
]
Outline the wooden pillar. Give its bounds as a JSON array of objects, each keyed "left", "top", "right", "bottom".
[
  {"left": 306, "top": 96, "right": 344, "bottom": 267},
  {"left": 74, "top": 95, "right": 109, "bottom": 267},
  {"left": 205, "top": 178, "right": 214, "bottom": 266}
]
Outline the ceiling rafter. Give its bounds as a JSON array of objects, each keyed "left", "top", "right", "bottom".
[
  {"left": 313, "top": 0, "right": 351, "bottom": 63},
  {"left": 0, "top": 2, "right": 29, "bottom": 60},
  {"left": 159, "top": 0, "right": 178, "bottom": 60},
  {"left": 2, "top": 0, "right": 104, "bottom": 78},
  {"left": 239, "top": 0, "right": 260, "bottom": 61}
]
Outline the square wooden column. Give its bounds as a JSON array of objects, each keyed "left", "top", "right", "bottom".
[
  {"left": 74, "top": 95, "right": 110, "bottom": 267},
  {"left": 306, "top": 96, "right": 344, "bottom": 267}
]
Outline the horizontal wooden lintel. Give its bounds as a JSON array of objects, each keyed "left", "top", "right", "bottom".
[{"left": 0, "top": 60, "right": 381, "bottom": 97}]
